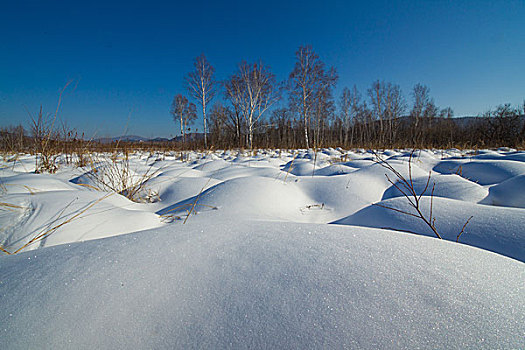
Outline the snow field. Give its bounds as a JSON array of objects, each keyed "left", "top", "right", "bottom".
[
  {"left": 0, "top": 148, "right": 524, "bottom": 348},
  {"left": 0, "top": 221, "right": 523, "bottom": 349}
]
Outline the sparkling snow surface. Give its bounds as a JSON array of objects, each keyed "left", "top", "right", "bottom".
[{"left": 0, "top": 148, "right": 524, "bottom": 348}]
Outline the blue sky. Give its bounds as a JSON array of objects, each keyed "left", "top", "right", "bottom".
[{"left": 1, "top": 0, "right": 523, "bottom": 138}]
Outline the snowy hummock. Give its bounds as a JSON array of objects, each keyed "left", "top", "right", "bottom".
[
  {"left": 1, "top": 148, "right": 524, "bottom": 348},
  {"left": 0, "top": 221, "right": 524, "bottom": 349}
]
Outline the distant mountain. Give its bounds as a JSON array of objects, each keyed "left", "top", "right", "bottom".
[
  {"left": 392, "top": 115, "right": 524, "bottom": 128},
  {"left": 149, "top": 137, "right": 171, "bottom": 142},
  {"left": 94, "top": 133, "right": 205, "bottom": 144},
  {"left": 95, "top": 135, "right": 170, "bottom": 144},
  {"left": 452, "top": 115, "right": 525, "bottom": 128},
  {"left": 172, "top": 133, "right": 205, "bottom": 142}
]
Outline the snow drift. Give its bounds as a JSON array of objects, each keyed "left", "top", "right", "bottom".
[
  {"left": 1, "top": 148, "right": 524, "bottom": 349},
  {"left": 0, "top": 221, "right": 523, "bottom": 349}
]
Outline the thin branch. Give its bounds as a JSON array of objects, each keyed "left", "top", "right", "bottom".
[
  {"left": 372, "top": 202, "right": 420, "bottom": 219},
  {"left": 456, "top": 216, "right": 473, "bottom": 242}
]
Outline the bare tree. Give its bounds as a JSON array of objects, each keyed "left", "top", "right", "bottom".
[
  {"left": 440, "top": 107, "right": 454, "bottom": 119},
  {"left": 340, "top": 87, "right": 352, "bottom": 146},
  {"left": 208, "top": 102, "right": 232, "bottom": 147},
  {"left": 411, "top": 84, "right": 430, "bottom": 120},
  {"left": 229, "top": 61, "right": 280, "bottom": 150},
  {"left": 436, "top": 107, "right": 455, "bottom": 146},
  {"left": 368, "top": 80, "right": 386, "bottom": 145},
  {"left": 520, "top": 99, "right": 525, "bottom": 141},
  {"left": 410, "top": 83, "right": 432, "bottom": 145},
  {"left": 1, "top": 124, "right": 25, "bottom": 154},
  {"left": 185, "top": 54, "right": 216, "bottom": 149},
  {"left": 224, "top": 74, "right": 245, "bottom": 148},
  {"left": 289, "top": 45, "right": 334, "bottom": 149},
  {"left": 356, "top": 100, "right": 372, "bottom": 146},
  {"left": 423, "top": 100, "right": 439, "bottom": 119},
  {"left": 384, "top": 83, "right": 406, "bottom": 146},
  {"left": 270, "top": 108, "right": 293, "bottom": 148},
  {"left": 171, "top": 94, "right": 187, "bottom": 143},
  {"left": 348, "top": 86, "right": 363, "bottom": 147},
  {"left": 170, "top": 94, "right": 197, "bottom": 146},
  {"left": 484, "top": 104, "right": 522, "bottom": 146},
  {"left": 312, "top": 66, "right": 337, "bottom": 148}
]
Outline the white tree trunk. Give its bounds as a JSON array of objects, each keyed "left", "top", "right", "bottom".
[
  {"left": 202, "top": 95, "right": 207, "bottom": 149},
  {"left": 304, "top": 120, "right": 309, "bottom": 149}
]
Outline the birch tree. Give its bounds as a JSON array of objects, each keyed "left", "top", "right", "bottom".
[
  {"left": 289, "top": 45, "right": 334, "bottom": 149},
  {"left": 185, "top": 54, "right": 216, "bottom": 149},
  {"left": 170, "top": 94, "right": 196, "bottom": 146},
  {"left": 229, "top": 61, "right": 280, "bottom": 150}
]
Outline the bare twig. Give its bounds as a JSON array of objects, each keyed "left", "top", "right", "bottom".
[
  {"left": 456, "top": 216, "right": 473, "bottom": 242},
  {"left": 372, "top": 149, "right": 474, "bottom": 242},
  {"left": 371, "top": 150, "right": 447, "bottom": 240},
  {"left": 372, "top": 202, "right": 420, "bottom": 218}
]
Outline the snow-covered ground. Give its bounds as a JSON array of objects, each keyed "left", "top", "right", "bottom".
[{"left": 1, "top": 148, "right": 524, "bottom": 348}]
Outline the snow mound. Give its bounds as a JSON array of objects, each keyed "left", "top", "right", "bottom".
[
  {"left": 382, "top": 174, "right": 488, "bottom": 203},
  {"left": 0, "top": 221, "right": 523, "bottom": 349},
  {"left": 1, "top": 173, "right": 78, "bottom": 194},
  {"left": 313, "top": 163, "right": 357, "bottom": 176},
  {"left": 0, "top": 155, "right": 37, "bottom": 173},
  {"left": 282, "top": 159, "right": 316, "bottom": 176},
  {"left": 480, "top": 174, "right": 525, "bottom": 208},
  {"left": 192, "top": 159, "right": 231, "bottom": 172},
  {"left": 158, "top": 176, "right": 317, "bottom": 222},
  {"left": 149, "top": 176, "right": 222, "bottom": 205},
  {"left": 0, "top": 191, "right": 162, "bottom": 252},
  {"left": 209, "top": 165, "right": 283, "bottom": 181},
  {"left": 433, "top": 159, "right": 525, "bottom": 185},
  {"left": 334, "top": 196, "right": 525, "bottom": 262},
  {"left": 298, "top": 170, "right": 389, "bottom": 221}
]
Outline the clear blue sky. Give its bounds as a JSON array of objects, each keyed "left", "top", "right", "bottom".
[{"left": 1, "top": 0, "right": 523, "bottom": 138}]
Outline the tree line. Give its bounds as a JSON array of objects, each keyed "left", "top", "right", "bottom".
[
  {"left": 1, "top": 45, "right": 524, "bottom": 155},
  {"left": 172, "top": 45, "right": 525, "bottom": 150}
]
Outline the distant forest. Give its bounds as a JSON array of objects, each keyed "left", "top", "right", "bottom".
[
  {"left": 171, "top": 46, "right": 525, "bottom": 150},
  {"left": 2, "top": 46, "right": 525, "bottom": 152}
]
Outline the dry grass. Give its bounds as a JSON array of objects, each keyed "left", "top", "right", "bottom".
[
  {"left": 85, "top": 149, "right": 162, "bottom": 203},
  {"left": 182, "top": 177, "right": 213, "bottom": 224},
  {"left": 0, "top": 177, "right": 7, "bottom": 194},
  {"left": 0, "top": 193, "right": 113, "bottom": 255},
  {"left": 159, "top": 177, "right": 216, "bottom": 224},
  {"left": 283, "top": 152, "right": 298, "bottom": 183},
  {"left": 0, "top": 202, "right": 24, "bottom": 211},
  {"left": 28, "top": 81, "right": 74, "bottom": 173}
]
